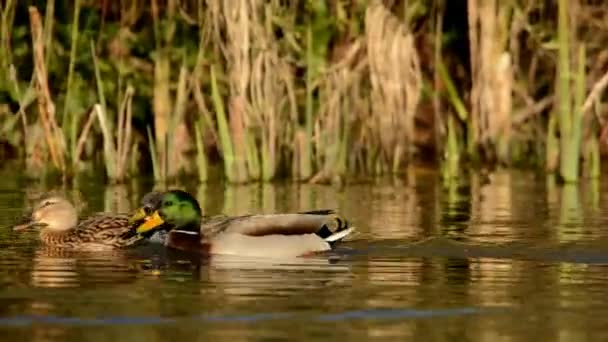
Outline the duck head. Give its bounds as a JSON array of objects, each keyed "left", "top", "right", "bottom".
[
  {"left": 128, "top": 191, "right": 163, "bottom": 225},
  {"left": 131, "top": 190, "right": 202, "bottom": 237},
  {"left": 14, "top": 196, "right": 78, "bottom": 232}
]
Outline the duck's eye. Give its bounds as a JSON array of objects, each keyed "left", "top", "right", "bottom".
[
  {"left": 40, "top": 200, "right": 54, "bottom": 208},
  {"left": 143, "top": 205, "right": 153, "bottom": 214},
  {"left": 163, "top": 200, "right": 173, "bottom": 207}
]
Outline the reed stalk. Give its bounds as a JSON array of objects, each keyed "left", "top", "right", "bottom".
[
  {"left": 300, "top": 25, "right": 314, "bottom": 180},
  {"left": 63, "top": 0, "right": 81, "bottom": 167},
  {"left": 584, "top": 125, "right": 600, "bottom": 179},
  {"left": 336, "top": 82, "right": 351, "bottom": 180},
  {"left": 194, "top": 122, "right": 208, "bottom": 183},
  {"left": 555, "top": 0, "right": 584, "bottom": 183},
  {"left": 221, "top": 0, "right": 256, "bottom": 183},
  {"left": 165, "top": 61, "right": 190, "bottom": 180},
  {"left": 42, "top": 0, "right": 54, "bottom": 69},
  {"left": 150, "top": 0, "right": 173, "bottom": 182},
  {"left": 213, "top": 0, "right": 294, "bottom": 183},
  {"left": 442, "top": 115, "right": 460, "bottom": 181},
  {"left": 466, "top": 0, "right": 479, "bottom": 159},
  {"left": 467, "top": 0, "right": 513, "bottom": 163},
  {"left": 438, "top": 60, "right": 468, "bottom": 122},
  {"left": 245, "top": 131, "right": 260, "bottom": 181},
  {"left": 250, "top": 3, "right": 295, "bottom": 182},
  {"left": 0, "top": 0, "right": 16, "bottom": 93},
  {"left": 310, "top": 37, "right": 365, "bottom": 184},
  {"left": 116, "top": 86, "right": 134, "bottom": 179},
  {"left": 91, "top": 39, "right": 134, "bottom": 182},
  {"left": 147, "top": 126, "right": 160, "bottom": 182},
  {"left": 438, "top": 59, "right": 467, "bottom": 179},
  {"left": 29, "top": 6, "right": 66, "bottom": 173},
  {"left": 91, "top": 41, "right": 116, "bottom": 179},
  {"left": 210, "top": 65, "right": 236, "bottom": 182},
  {"left": 73, "top": 107, "right": 97, "bottom": 165},
  {"left": 93, "top": 104, "right": 115, "bottom": 179},
  {"left": 495, "top": 53, "right": 512, "bottom": 163},
  {"left": 191, "top": 78, "right": 215, "bottom": 182},
  {"left": 433, "top": 0, "right": 445, "bottom": 159},
  {"left": 556, "top": 13, "right": 573, "bottom": 181},
  {"left": 580, "top": 62, "right": 608, "bottom": 178},
  {"left": 545, "top": 114, "right": 558, "bottom": 173}
]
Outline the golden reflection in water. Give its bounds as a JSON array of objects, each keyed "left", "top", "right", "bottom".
[
  {"left": 202, "top": 255, "right": 353, "bottom": 302},
  {"left": 197, "top": 183, "right": 208, "bottom": 214},
  {"left": 29, "top": 247, "right": 137, "bottom": 288},
  {"left": 470, "top": 172, "right": 514, "bottom": 243},
  {"left": 546, "top": 174, "right": 559, "bottom": 211},
  {"left": 586, "top": 178, "right": 600, "bottom": 212},
  {"left": 297, "top": 182, "right": 315, "bottom": 212},
  {"left": 223, "top": 184, "right": 260, "bottom": 215},
  {"left": 440, "top": 173, "right": 469, "bottom": 239},
  {"left": 365, "top": 258, "right": 424, "bottom": 308},
  {"left": 261, "top": 183, "right": 277, "bottom": 213},
  {"left": 366, "top": 258, "right": 424, "bottom": 287},
  {"left": 466, "top": 257, "right": 524, "bottom": 342},
  {"left": 557, "top": 184, "right": 583, "bottom": 242},
  {"left": 30, "top": 248, "right": 79, "bottom": 288},
  {"left": 468, "top": 258, "right": 521, "bottom": 306},
  {"left": 555, "top": 262, "right": 594, "bottom": 342},
  {"left": 360, "top": 178, "right": 421, "bottom": 240}
]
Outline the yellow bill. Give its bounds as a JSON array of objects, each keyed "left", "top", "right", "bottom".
[
  {"left": 129, "top": 207, "right": 147, "bottom": 225},
  {"left": 135, "top": 211, "right": 165, "bottom": 235}
]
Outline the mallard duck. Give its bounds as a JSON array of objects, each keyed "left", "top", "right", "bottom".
[
  {"left": 13, "top": 195, "right": 143, "bottom": 251},
  {"left": 130, "top": 190, "right": 355, "bottom": 258}
]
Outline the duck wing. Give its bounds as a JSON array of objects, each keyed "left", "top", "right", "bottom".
[
  {"left": 71, "top": 213, "right": 142, "bottom": 247},
  {"left": 199, "top": 210, "right": 354, "bottom": 243}
]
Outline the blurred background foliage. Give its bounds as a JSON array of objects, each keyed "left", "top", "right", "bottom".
[{"left": 0, "top": 0, "right": 607, "bottom": 184}]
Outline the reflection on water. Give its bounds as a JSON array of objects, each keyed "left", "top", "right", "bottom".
[{"left": 1, "top": 169, "right": 608, "bottom": 340}]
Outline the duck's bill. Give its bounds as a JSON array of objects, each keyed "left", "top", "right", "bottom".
[
  {"left": 13, "top": 221, "right": 35, "bottom": 231},
  {"left": 129, "top": 207, "right": 147, "bottom": 225},
  {"left": 135, "top": 211, "right": 165, "bottom": 235}
]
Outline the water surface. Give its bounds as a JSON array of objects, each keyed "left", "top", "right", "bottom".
[{"left": 0, "top": 168, "right": 607, "bottom": 341}]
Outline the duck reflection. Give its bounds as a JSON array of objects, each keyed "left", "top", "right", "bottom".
[{"left": 29, "top": 246, "right": 139, "bottom": 288}]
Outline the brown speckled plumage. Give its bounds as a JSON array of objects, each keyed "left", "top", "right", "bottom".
[
  {"left": 38, "top": 213, "right": 142, "bottom": 250},
  {"left": 14, "top": 196, "right": 143, "bottom": 251}
]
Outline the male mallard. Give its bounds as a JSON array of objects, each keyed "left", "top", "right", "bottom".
[
  {"left": 13, "top": 195, "right": 143, "bottom": 251},
  {"left": 130, "top": 190, "right": 355, "bottom": 258}
]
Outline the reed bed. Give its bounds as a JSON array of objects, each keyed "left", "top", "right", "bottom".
[
  {"left": 365, "top": 1, "right": 422, "bottom": 174},
  {"left": 0, "top": 1, "right": 607, "bottom": 184}
]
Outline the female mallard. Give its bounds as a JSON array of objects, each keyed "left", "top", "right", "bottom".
[
  {"left": 130, "top": 190, "right": 355, "bottom": 258},
  {"left": 13, "top": 195, "right": 143, "bottom": 251}
]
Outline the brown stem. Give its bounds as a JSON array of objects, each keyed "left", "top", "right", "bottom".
[{"left": 29, "top": 6, "right": 65, "bottom": 171}]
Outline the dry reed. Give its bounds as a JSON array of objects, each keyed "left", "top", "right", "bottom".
[
  {"left": 311, "top": 40, "right": 366, "bottom": 183},
  {"left": 365, "top": 1, "right": 422, "bottom": 173},
  {"left": 2, "top": 1, "right": 607, "bottom": 185},
  {"left": 467, "top": 0, "right": 513, "bottom": 163},
  {"left": 211, "top": 0, "right": 295, "bottom": 182},
  {"left": 29, "top": 6, "right": 66, "bottom": 173},
  {"left": 150, "top": 0, "right": 172, "bottom": 181}
]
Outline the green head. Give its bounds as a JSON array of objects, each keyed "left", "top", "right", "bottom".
[{"left": 133, "top": 190, "right": 202, "bottom": 236}]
